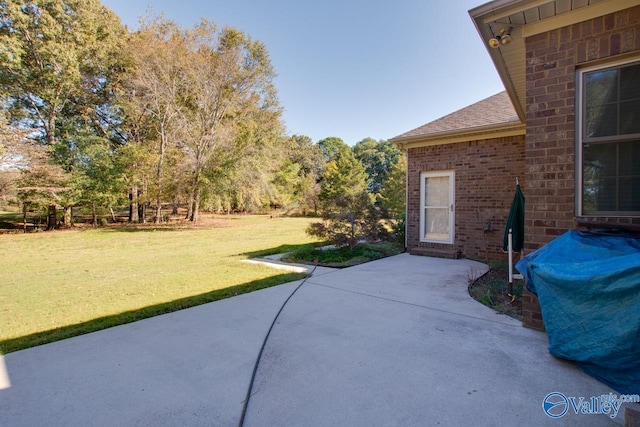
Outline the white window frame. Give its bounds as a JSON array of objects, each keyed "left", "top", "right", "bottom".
[
  {"left": 419, "top": 170, "right": 455, "bottom": 244},
  {"left": 576, "top": 56, "right": 640, "bottom": 217}
]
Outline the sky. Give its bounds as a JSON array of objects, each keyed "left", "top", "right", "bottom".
[{"left": 101, "top": 0, "right": 505, "bottom": 146}]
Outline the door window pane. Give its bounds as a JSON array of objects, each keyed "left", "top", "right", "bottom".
[
  {"left": 424, "top": 176, "right": 449, "bottom": 206},
  {"left": 420, "top": 172, "right": 454, "bottom": 243},
  {"left": 424, "top": 208, "right": 449, "bottom": 241}
]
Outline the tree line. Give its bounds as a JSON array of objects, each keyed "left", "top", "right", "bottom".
[{"left": 0, "top": 0, "right": 405, "bottom": 230}]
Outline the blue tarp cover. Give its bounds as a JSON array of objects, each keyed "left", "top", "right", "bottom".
[{"left": 516, "top": 230, "right": 640, "bottom": 395}]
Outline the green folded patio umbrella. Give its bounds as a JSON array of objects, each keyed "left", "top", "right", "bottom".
[{"left": 503, "top": 182, "right": 525, "bottom": 253}]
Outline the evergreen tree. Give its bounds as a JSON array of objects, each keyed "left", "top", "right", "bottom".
[
  {"left": 308, "top": 149, "right": 387, "bottom": 248},
  {"left": 378, "top": 155, "right": 407, "bottom": 244},
  {"left": 317, "top": 136, "right": 350, "bottom": 164},
  {"left": 353, "top": 137, "right": 401, "bottom": 194}
]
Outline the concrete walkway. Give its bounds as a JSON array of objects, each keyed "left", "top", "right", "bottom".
[{"left": 0, "top": 254, "right": 629, "bottom": 426}]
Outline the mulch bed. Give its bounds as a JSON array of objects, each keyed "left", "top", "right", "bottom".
[{"left": 469, "top": 268, "right": 523, "bottom": 320}]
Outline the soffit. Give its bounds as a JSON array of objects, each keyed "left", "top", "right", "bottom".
[{"left": 469, "top": 0, "right": 637, "bottom": 121}]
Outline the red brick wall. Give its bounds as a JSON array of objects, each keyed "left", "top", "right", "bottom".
[
  {"left": 522, "top": 6, "right": 640, "bottom": 330},
  {"left": 406, "top": 136, "right": 525, "bottom": 262},
  {"left": 525, "top": 6, "right": 640, "bottom": 249}
]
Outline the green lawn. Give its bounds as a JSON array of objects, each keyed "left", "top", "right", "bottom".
[{"left": 0, "top": 215, "right": 320, "bottom": 354}]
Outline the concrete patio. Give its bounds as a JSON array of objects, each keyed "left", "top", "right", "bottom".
[{"left": 0, "top": 254, "right": 630, "bottom": 426}]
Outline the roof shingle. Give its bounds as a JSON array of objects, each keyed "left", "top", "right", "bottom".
[{"left": 392, "top": 91, "right": 520, "bottom": 141}]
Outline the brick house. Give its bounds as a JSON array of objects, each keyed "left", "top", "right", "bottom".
[{"left": 391, "top": 0, "right": 640, "bottom": 330}]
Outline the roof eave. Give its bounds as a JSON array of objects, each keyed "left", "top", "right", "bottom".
[
  {"left": 469, "top": 3, "right": 527, "bottom": 122},
  {"left": 469, "top": 0, "right": 640, "bottom": 125},
  {"left": 391, "top": 121, "right": 525, "bottom": 150},
  {"left": 469, "top": 0, "right": 542, "bottom": 21}
]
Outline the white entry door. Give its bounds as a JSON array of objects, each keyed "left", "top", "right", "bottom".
[{"left": 420, "top": 171, "right": 455, "bottom": 244}]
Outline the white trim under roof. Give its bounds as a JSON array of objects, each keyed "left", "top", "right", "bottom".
[{"left": 393, "top": 122, "right": 525, "bottom": 150}]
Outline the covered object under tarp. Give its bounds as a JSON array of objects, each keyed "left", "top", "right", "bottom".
[{"left": 516, "top": 230, "right": 640, "bottom": 395}]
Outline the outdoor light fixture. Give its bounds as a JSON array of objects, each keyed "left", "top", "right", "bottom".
[{"left": 489, "top": 27, "right": 513, "bottom": 49}]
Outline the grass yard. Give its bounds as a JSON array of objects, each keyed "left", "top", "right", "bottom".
[{"left": 0, "top": 215, "right": 320, "bottom": 354}]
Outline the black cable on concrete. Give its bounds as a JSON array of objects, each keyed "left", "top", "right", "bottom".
[{"left": 238, "top": 265, "right": 317, "bottom": 427}]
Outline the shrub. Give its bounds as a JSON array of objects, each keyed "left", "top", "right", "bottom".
[{"left": 308, "top": 149, "right": 389, "bottom": 248}]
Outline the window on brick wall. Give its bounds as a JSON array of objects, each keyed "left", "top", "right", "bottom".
[
  {"left": 420, "top": 171, "right": 455, "bottom": 244},
  {"left": 578, "top": 58, "right": 640, "bottom": 216}
]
